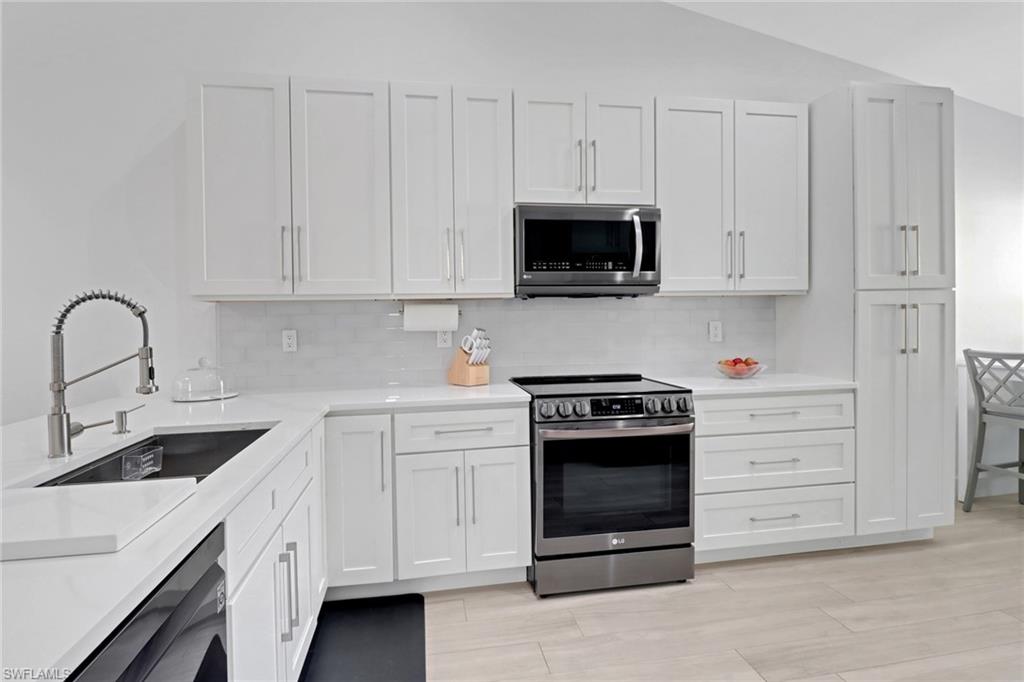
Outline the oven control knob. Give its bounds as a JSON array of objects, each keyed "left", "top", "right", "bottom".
[
  {"left": 645, "top": 398, "right": 659, "bottom": 414},
  {"left": 677, "top": 396, "right": 690, "bottom": 412},
  {"left": 662, "top": 397, "right": 675, "bottom": 413},
  {"left": 574, "top": 401, "right": 590, "bottom": 417},
  {"left": 557, "top": 401, "right": 573, "bottom": 418},
  {"left": 538, "top": 402, "right": 556, "bottom": 419}
]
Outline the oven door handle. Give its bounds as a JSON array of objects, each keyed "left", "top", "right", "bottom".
[
  {"left": 539, "top": 422, "right": 693, "bottom": 440},
  {"left": 632, "top": 213, "right": 643, "bottom": 278}
]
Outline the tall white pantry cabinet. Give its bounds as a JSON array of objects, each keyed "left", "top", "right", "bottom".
[{"left": 777, "top": 83, "right": 956, "bottom": 536}]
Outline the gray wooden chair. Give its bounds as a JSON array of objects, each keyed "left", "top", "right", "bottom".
[{"left": 962, "top": 349, "right": 1024, "bottom": 511}]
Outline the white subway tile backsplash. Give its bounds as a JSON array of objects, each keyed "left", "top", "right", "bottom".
[{"left": 216, "top": 297, "right": 776, "bottom": 391}]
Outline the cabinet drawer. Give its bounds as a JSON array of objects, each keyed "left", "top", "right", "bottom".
[
  {"left": 695, "top": 392, "right": 854, "bottom": 436},
  {"left": 695, "top": 484, "right": 854, "bottom": 550},
  {"left": 394, "top": 408, "right": 528, "bottom": 454},
  {"left": 696, "top": 429, "right": 855, "bottom": 493},
  {"left": 226, "top": 433, "right": 313, "bottom": 591}
]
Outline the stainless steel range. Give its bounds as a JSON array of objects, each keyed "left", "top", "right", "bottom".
[{"left": 510, "top": 374, "right": 695, "bottom": 596}]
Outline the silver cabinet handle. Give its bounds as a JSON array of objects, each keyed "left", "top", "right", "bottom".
[
  {"left": 910, "top": 225, "right": 921, "bottom": 276},
  {"left": 445, "top": 228, "right": 452, "bottom": 281},
  {"left": 540, "top": 422, "right": 694, "bottom": 440},
  {"left": 434, "top": 426, "right": 494, "bottom": 435},
  {"left": 899, "top": 225, "right": 909, "bottom": 276},
  {"left": 591, "top": 139, "right": 597, "bottom": 191},
  {"left": 278, "top": 551, "right": 293, "bottom": 642},
  {"left": 750, "top": 513, "right": 800, "bottom": 522},
  {"left": 632, "top": 213, "right": 643, "bottom": 278},
  {"left": 750, "top": 457, "right": 801, "bottom": 466},
  {"left": 285, "top": 541, "right": 300, "bottom": 628},
  {"left": 295, "top": 225, "right": 303, "bottom": 281},
  {"left": 458, "top": 229, "right": 466, "bottom": 282},
  {"left": 280, "top": 225, "right": 288, "bottom": 282},
  {"left": 471, "top": 464, "right": 477, "bottom": 525},
  {"left": 726, "top": 231, "right": 734, "bottom": 279},
  {"left": 454, "top": 465, "right": 461, "bottom": 527},
  {"left": 379, "top": 431, "right": 386, "bottom": 493},
  {"left": 912, "top": 303, "right": 920, "bottom": 354},
  {"left": 739, "top": 230, "right": 746, "bottom": 279},
  {"left": 900, "top": 303, "right": 909, "bottom": 354},
  {"left": 576, "top": 139, "right": 583, "bottom": 192},
  {"left": 749, "top": 411, "right": 799, "bottom": 418}
]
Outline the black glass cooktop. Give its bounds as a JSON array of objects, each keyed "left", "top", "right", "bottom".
[{"left": 510, "top": 374, "right": 686, "bottom": 397}]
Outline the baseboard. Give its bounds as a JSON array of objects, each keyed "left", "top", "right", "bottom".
[
  {"left": 695, "top": 528, "right": 934, "bottom": 563},
  {"left": 325, "top": 567, "right": 527, "bottom": 601}
]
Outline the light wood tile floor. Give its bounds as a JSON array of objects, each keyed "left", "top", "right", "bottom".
[{"left": 424, "top": 495, "right": 1024, "bottom": 681}]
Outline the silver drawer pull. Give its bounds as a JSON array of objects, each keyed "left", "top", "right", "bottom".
[
  {"left": 750, "top": 513, "right": 800, "bottom": 522},
  {"left": 434, "top": 426, "right": 495, "bottom": 436},
  {"left": 278, "top": 552, "right": 293, "bottom": 642},
  {"left": 749, "top": 411, "right": 800, "bottom": 418},
  {"left": 749, "top": 457, "right": 801, "bottom": 466},
  {"left": 285, "top": 542, "right": 300, "bottom": 628}
]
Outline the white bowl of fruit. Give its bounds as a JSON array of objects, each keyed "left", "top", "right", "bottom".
[{"left": 716, "top": 356, "right": 764, "bottom": 379}]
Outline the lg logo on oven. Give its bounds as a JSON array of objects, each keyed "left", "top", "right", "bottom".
[{"left": 611, "top": 537, "right": 626, "bottom": 546}]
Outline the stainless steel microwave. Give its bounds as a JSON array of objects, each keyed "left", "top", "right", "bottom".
[{"left": 515, "top": 204, "right": 661, "bottom": 297}]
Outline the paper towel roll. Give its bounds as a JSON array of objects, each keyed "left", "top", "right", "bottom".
[{"left": 402, "top": 303, "right": 459, "bottom": 331}]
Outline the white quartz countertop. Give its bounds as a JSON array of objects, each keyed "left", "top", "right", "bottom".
[{"left": 656, "top": 373, "right": 856, "bottom": 397}]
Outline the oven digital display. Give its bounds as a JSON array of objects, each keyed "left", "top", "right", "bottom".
[{"left": 590, "top": 397, "right": 644, "bottom": 417}]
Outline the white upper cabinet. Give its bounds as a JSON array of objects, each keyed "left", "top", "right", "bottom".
[
  {"left": 391, "top": 82, "right": 456, "bottom": 295},
  {"left": 734, "top": 100, "right": 809, "bottom": 292},
  {"left": 586, "top": 94, "right": 655, "bottom": 205},
  {"left": 513, "top": 91, "right": 587, "bottom": 204},
  {"left": 190, "top": 75, "right": 293, "bottom": 295},
  {"left": 854, "top": 84, "right": 954, "bottom": 290},
  {"left": 657, "top": 97, "right": 735, "bottom": 292},
  {"left": 453, "top": 87, "right": 515, "bottom": 295},
  {"left": 290, "top": 79, "right": 392, "bottom": 296},
  {"left": 906, "top": 87, "right": 955, "bottom": 289}
]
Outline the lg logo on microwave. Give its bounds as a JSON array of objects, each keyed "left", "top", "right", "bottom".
[{"left": 611, "top": 537, "right": 626, "bottom": 546}]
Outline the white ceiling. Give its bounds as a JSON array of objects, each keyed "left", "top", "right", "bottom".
[{"left": 677, "top": 1, "right": 1024, "bottom": 117}]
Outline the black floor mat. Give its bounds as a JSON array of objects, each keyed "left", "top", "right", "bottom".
[{"left": 299, "top": 594, "right": 426, "bottom": 682}]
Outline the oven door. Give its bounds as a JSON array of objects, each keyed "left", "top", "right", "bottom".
[
  {"left": 516, "top": 204, "right": 660, "bottom": 294},
  {"left": 534, "top": 418, "right": 694, "bottom": 557}
]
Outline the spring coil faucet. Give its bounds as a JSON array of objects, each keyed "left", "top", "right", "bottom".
[{"left": 48, "top": 290, "right": 158, "bottom": 457}]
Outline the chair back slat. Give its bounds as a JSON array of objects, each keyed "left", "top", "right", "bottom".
[{"left": 963, "top": 349, "right": 1024, "bottom": 419}]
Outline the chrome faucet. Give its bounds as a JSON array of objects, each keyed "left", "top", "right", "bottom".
[{"left": 48, "top": 290, "right": 158, "bottom": 457}]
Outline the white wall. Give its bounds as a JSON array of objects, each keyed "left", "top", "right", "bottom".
[{"left": 2, "top": 2, "right": 1017, "bottom": 427}]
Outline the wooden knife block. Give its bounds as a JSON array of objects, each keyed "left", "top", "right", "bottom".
[{"left": 447, "top": 348, "right": 490, "bottom": 386}]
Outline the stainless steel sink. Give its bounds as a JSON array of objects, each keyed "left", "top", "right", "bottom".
[{"left": 38, "top": 429, "right": 270, "bottom": 486}]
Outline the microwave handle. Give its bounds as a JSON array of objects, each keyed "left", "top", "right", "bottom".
[{"left": 632, "top": 214, "right": 643, "bottom": 278}]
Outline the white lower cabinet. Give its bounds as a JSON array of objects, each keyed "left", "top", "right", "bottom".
[
  {"left": 228, "top": 527, "right": 286, "bottom": 682},
  {"left": 282, "top": 482, "right": 318, "bottom": 682},
  {"left": 396, "top": 445, "right": 530, "bottom": 580},
  {"left": 325, "top": 415, "right": 394, "bottom": 586}
]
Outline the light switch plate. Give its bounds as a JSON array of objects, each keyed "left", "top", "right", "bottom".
[
  {"left": 708, "top": 321, "right": 724, "bottom": 343},
  {"left": 437, "top": 330, "right": 452, "bottom": 348},
  {"left": 282, "top": 329, "right": 298, "bottom": 353}
]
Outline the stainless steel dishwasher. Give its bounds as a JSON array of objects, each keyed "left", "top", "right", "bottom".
[{"left": 70, "top": 525, "right": 227, "bottom": 681}]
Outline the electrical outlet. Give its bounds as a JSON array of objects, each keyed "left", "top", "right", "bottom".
[
  {"left": 708, "top": 320, "right": 724, "bottom": 343},
  {"left": 282, "top": 329, "right": 298, "bottom": 353},
  {"left": 436, "top": 330, "right": 452, "bottom": 348}
]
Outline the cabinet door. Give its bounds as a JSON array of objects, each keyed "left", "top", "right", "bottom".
[
  {"left": 586, "top": 94, "right": 655, "bottom": 205},
  {"left": 190, "top": 75, "right": 293, "bottom": 295},
  {"left": 391, "top": 82, "right": 455, "bottom": 295},
  {"left": 853, "top": 84, "right": 910, "bottom": 290},
  {"left": 907, "top": 289, "right": 955, "bottom": 528},
  {"left": 228, "top": 527, "right": 285, "bottom": 682},
  {"left": 309, "top": 420, "right": 327, "bottom": 605},
  {"left": 906, "top": 87, "right": 955, "bottom": 289},
  {"left": 290, "top": 78, "right": 392, "bottom": 296},
  {"left": 513, "top": 91, "right": 586, "bottom": 204},
  {"left": 453, "top": 87, "right": 514, "bottom": 295},
  {"left": 325, "top": 415, "right": 393, "bottom": 586},
  {"left": 855, "top": 290, "right": 910, "bottom": 534},
  {"left": 656, "top": 97, "right": 735, "bottom": 292},
  {"left": 465, "top": 446, "right": 531, "bottom": 572},
  {"left": 734, "top": 100, "right": 808, "bottom": 291},
  {"left": 395, "top": 451, "right": 466, "bottom": 580},
  {"left": 282, "top": 483, "right": 316, "bottom": 682}
]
